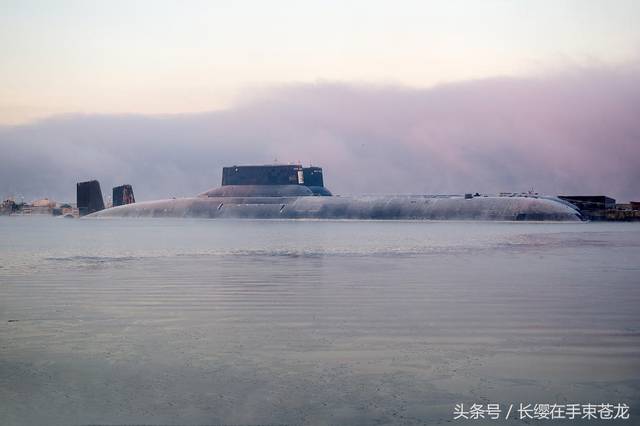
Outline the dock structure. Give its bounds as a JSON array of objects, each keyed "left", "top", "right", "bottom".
[
  {"left": 558, "top": 195, "right": 616, "bottom": 211},
  {"left": 559, "top": 195, "right": 640, "bottom": 221}
]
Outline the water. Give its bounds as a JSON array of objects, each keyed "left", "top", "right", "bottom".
[{"left": 1, "top": 216, "right": 639, "bottom": 425}]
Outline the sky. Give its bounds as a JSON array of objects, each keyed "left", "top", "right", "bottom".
[
  {"left": 1, "top": 0, "right": 639, "bottom": 202},
  {"left": 1, "top": 0, "right": 639, "bottom": 124}
]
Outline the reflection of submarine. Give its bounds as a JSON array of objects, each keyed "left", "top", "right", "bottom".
[{"left": 85, "top": 164, "right": 582, "bottom": 221}]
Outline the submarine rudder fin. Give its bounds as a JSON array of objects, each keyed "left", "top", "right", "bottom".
[
  {"left": 76, "top": 180, "right": 105, "bottom": 216},
  {"left": 113, "top": 184, "right": 136, "bottom": 207}
]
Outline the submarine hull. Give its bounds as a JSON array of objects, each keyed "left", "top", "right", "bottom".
[{"left": 88, "top": 195, "right": 582, "bottom": 221}]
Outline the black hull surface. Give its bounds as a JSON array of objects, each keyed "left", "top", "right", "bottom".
[{"left": 88, "top": 195, "right": 582, "bottom": 221}]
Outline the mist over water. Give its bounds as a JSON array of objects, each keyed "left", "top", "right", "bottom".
[
  {"left": 1, "top": 217, "right": 639, "bottom": 425},
  {"left": 1, "top": 63, "right": 639, "bottom": 203}
]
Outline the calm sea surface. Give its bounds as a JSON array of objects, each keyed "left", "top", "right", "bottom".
[{"left": 1, "top": 216, "right": 639, "bottom": 425}]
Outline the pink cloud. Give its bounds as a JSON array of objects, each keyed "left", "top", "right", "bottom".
[{"left": 1, "top": 63, "right": 639, "bottom": 202}]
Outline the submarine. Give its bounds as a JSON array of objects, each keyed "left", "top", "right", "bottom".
[{"left": 86, "top": 164, "right": 582, "bottom": 221}]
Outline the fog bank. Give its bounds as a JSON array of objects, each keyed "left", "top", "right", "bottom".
[{"left": 1, "top": 64, "right": 638, "bottom": 202}]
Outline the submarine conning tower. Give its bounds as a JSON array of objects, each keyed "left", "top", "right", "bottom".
[{"left": 199, "top": 164, "right": 332, "bottom": 197}]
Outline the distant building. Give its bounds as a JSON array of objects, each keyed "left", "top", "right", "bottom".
[
  {"left": 59, "top": 203, "right": 75, "bottom": 216},
  {"left": 1, "top": 199, "right": 17, "bottom": 215},
  {"left": 29, "top": 198, "right": 56, "bottom": 214},
  {"left": 558, "top": 195, "right": 616, "bottom": 211},
  {"left": 31, "top": 198, "right": 55, "bottom": 208}
]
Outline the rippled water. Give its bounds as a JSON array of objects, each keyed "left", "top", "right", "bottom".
[{"left": 1, "top": 216, "right": 639, "bottom": 425}]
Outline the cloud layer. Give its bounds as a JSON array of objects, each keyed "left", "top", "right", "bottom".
[{"left": 1, "top": 64, "right": 639, "bottom": 203}]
